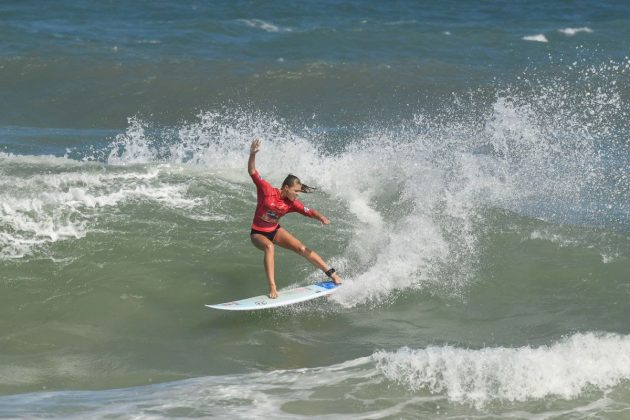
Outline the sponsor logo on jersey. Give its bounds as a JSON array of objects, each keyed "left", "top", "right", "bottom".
[{"left": 261, "top": 211, "right": 279, "bottom": 223}]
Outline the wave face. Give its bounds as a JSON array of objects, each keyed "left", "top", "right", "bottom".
[
  {"left": 1, "top": 69, "right": 629, "bottom": 415},
  {"left": 1, "top": 1, "right": 630, "bottom": 418},
  {"left": 374, "top": 333, "right": 630, "bottom": 408},
  {"left": 2, "top": 333, "right": 630, "bottom": 418}
]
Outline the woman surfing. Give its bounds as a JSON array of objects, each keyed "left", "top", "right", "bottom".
[{"left": 248, "top": 138, "right": 342, "bottom": 298}]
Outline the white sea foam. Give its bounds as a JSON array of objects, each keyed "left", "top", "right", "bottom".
[
  {"left": 374, "top": 332, "right": 630, "bottom": 408},
  {"left": 22, "top": 59, "right": 621, "bottom": 300},
  {"left": 522, "top": 34, "right": 548, "bottom": 43},
  {"left": 558, "top": 27, "right": 593, "bottom": 36},
  {"left": 237, "top": 19, "right": 292, "bottom": 33},
  {"left": 107, "top": 117, "right": 154, "bottom": 164},
  {"left": 103, "top": 66, "right": 618, "bottom": 306},
  {"left": 2, "top": 333, "right": 628, "bottom": 417},
  {"left": 0, "top": 157, "right": 208, "bottom": 259},
  {"left": 529, "top": 229, "right": 580, "bottom": 247},
  {"left": 600, "top": 252, "right": 620, "bottom": 264}
]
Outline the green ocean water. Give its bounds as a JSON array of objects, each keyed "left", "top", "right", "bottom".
[
  {"left": 2, "top": 0, "right": 630, "bottom": 418},
  {"left": 1, "top": 130, "right": 629, "bottom": 417}
]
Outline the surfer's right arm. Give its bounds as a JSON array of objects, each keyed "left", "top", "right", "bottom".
[{"left": 248, "top": 138, "right": 261, "bottom": 176}]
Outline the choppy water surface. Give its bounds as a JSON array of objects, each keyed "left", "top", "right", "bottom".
[{"left": 1, "top": 1, "right": 629, "bottom": 418}]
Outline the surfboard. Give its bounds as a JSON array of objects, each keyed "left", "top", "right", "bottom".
[{"left": 206, "top": 281, "right": 340, "bottom": 311}]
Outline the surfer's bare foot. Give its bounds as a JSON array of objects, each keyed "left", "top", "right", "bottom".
[
  {"left": 268, "top": 288, "right": 278, "bottom": 299},
  {"left": 331, "top": 272, "right": 342, "bottom": 285}
]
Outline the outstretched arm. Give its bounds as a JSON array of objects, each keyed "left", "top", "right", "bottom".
[
  {"left": 308, "top": 209, "right": 331, "bottom": 225},
  {"left": 248, "top": 139, "right": 260, "bottom": 176},
  {"left": 292, "top": 197, "right": 331, "bottom": 225}
]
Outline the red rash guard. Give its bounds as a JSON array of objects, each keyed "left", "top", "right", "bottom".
[{"left": 250, "top": 170, "right": 314, "bottom": 232}]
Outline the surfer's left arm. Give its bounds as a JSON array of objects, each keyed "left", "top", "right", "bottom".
[
  {"left": 308, "top": 209, "right": 331, "bottom": 225},
  {"left": 292, "top": 200, "right": 331, "bottom": 225}
]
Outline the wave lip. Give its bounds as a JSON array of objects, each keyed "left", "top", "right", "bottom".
[
  {"left": 237, "top": 19, "right": 292, "bottom": 33},
  {"left": 522, "top": 34, "right": 548, "bottom": 43},
  {"left": 2, "top": 334, "right": 629, "bottom": 417},
  {"left": 558, "top": 27, "right": 593, "bottom": 36},
  {"left": 374, "top": 332, "right": 630, "bottom": 408}
]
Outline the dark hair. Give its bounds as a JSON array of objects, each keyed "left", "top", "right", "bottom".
[{"left": 282, "top": 174, "right": 317, "bottom": 193}]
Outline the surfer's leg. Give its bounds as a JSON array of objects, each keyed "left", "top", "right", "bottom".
[
  {"left": 274, "top": 228, "right": 342, "bottom": 284},
  {"left": 250, "top": 234, "right": 278, "bottom": 298}
]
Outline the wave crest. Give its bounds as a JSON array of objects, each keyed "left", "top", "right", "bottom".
[{"left": 374, "top": 332, "right": 630, "bottom": 407}]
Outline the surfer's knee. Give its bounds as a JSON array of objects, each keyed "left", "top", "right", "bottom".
[
  {"left": 298, "top": 245, "right": 311, "bottom": 256},
  {"left": 263, "top": 242, "right": 274, "bottom": 254}
]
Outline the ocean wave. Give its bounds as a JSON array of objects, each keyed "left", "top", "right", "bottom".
[
  {"left": 237, "top": 19, "right": 293, "bottom": 33},
  {"left": 558, "top": 27, "right": 593, "bottom": 36},
  {"left": 0, "top": 156, "right": 208, "bottom": 259},
  {"left": 3, "top": 59, "right": 627, "bottom": 299},
  {"left": 374, "top": 332, "right": 630, "bottom": 407},
  {"left": 2, "top": 333, "right": 629, "bottom": 418},
  {"left": 522, "top": 34, "right": 548, "bottom": 43},
  {"left": 98, "top": 59, "right": 627, "bottom": 305}
]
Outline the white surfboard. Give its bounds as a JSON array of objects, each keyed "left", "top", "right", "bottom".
[{"left": 206, "top": 281, "right": 340, "bottom": 311}]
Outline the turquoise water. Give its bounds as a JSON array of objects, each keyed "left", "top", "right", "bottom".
[{"left": 1, "top": 1, "right": 629, "bottom": 418}]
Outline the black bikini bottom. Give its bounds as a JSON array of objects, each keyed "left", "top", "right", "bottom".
[{"left": 250, "top": 225, "right": 281, "bottom": 241}]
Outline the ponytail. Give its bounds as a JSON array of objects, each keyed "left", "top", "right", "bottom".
[
  {"left": 300, "top": 183, "right": 317, "bottom": 193},
  {"left": 282, "top": 174, "right": 317, "bottom": 193}
]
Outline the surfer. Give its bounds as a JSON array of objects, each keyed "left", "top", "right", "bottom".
[{"left": 248, "top": 138, "right": 342, "bottom": 298}]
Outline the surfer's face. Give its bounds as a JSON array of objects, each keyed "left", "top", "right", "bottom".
[{"left": 282, "top": 183, "right": 301, "bottom": 201}]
